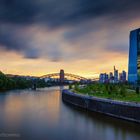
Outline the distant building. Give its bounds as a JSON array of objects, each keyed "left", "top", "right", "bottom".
[
  {"left": 99, "top": 73, "right": 105, "bottom": 83},
  {"left": 44, "top": 77, "right": 52, "bottom": 82},
  {"left": 128, "top": 28, "right": 140, "bottom": 84},
  {"left": 119, "top": 73, "right": 122, "bottom": 82},
  {"left": 122, "top": 70, "right": 127, "bottom": 82},
  {"left": 119, "top": 71, "right": 127, "bottom": 83},
  {"left": 106, "top": 74, "right": 109, "bottom": 81},
  {"left": 108, "top": 72, "right": 114, "bottom": 83},
  {"left": 99, "top": 67, "right": 127, "bottom": 84},
  {"left": 114, "top": 66, "right": 118, "bottom": 83},
  {"left": 99, "top": 73, "right": 108, "bottom": 83},
  {"left": 109, "top": 72, "right": 113, "bottom": 79}
]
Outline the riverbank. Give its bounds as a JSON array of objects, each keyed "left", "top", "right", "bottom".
[
  {"left": 62, "top": 89, "right": 140, "bottom": 123},
  {"left": 70, "top": 84, "right": 140, "bottom": 103}
]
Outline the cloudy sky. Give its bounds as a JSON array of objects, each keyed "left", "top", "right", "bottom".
[{"left": 0, "top": 0, "right": 140, "bottom": 77}]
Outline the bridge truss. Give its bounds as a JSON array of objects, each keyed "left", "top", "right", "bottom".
[{"left": 40, "top": 73, "right": 88, "bottom": 81}]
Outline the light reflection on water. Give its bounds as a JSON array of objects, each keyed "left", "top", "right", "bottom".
[{"left": 0, "top": 86, "right": 140, "bottom": 140}]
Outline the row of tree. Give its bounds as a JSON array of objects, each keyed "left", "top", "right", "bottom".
[{"left": 0, "top": 71, "right": 47, "bottom": 91}]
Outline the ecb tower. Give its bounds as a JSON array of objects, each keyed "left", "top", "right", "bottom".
[{"left": 128, "top": 28, "right": 140, "bottom": 84}]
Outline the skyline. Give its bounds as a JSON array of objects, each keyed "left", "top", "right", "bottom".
[{"left": 0, "top": 1, "right": 140, "bottom": 77}]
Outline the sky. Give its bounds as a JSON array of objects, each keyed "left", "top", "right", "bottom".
[{"left": 0, "top": 0, "right": 140, "bottom": 78}]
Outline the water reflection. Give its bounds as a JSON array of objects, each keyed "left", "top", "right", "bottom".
[{"left": 0, "top": 87, "right": 140, "bottom": 140}]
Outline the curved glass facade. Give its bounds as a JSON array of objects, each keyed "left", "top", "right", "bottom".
[{"left": 128, "top": 28, "right": 140, "bottom": 84}]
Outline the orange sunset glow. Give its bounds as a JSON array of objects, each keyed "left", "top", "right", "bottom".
[{"left": 0, "top": 1, "right": 140, "bottom": 78}]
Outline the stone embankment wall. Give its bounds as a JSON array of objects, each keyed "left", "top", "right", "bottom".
[{"left": 62, "top": 89, "right": 140, "bottom": 123}]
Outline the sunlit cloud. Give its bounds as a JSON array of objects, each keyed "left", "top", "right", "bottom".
[{"left": 0, "top": 0, "right": 140, "bottom": 76}]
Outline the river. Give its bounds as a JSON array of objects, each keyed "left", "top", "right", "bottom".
[{"left": 0, "top": 86, "right": 140, "bottom": 140}]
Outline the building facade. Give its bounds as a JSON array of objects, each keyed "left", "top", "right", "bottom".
[
  {"left": 128, "top": 28, "right": 140, "bottom": 84},
  {"left": 119, "top": 71, "right": 127, "bottom": 83},
  {"left": 99, "top": 66, "right": 127, "bottom": 84},
  {"left": 99, "top": 73, "right": 108, "bottom": 83},
  {"left": 114, "top": 66, "right": 118, "bottom": 83}
]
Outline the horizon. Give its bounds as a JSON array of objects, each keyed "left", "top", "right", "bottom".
[
  {"left": 0, "top": 1, "right": 140, "bottom": 77},
  {"left": 3, "top": 66, "right": 124, "bottom": 79}
]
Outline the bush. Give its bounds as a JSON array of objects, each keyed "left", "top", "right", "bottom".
[
  {"left": 105, "top": 84, "right": 112, "bottom": 94},
  {"left": 74, "top": 84, "right": 79, "bottom": 91},
  {"left": 136, "top": 87, "right": 139, "bottom": 94},
  {"left": 120, "top": 85, "right": 126, "bottom": 97},
  {"left": 69, "top": 84, "right": 72, "bottom": 89}
]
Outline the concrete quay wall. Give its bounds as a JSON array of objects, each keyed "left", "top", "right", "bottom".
[{"left": 62, "top": 89, "right": 140, "bottom": 123}]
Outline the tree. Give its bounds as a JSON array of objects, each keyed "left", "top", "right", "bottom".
[
  {"left": 74, "top": 83, "right": 79, "bottom": 91},
  {"left": 136, "top": 86, "right": 139, "bottom": 94},
  {"left": 120, "top": 85, "right": 126, "bottom": 97},
  {"left": 69, "top": 84, "right": 72, "bottom": 89}
]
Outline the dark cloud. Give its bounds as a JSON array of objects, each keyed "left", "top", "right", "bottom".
[
  {"left": 0, "top": 0, "right": 140, "bottom": 60},
  {"left": 0, "top": 0, "right": 38, "bottom": 24},
  {"left": 0, "top": 24, "right": 40, "bottom": 59},
  {"left": 0, "top": 0, "right": 140, "bottom": 27}
]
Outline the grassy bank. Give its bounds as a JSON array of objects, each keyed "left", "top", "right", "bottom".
[{"left": 70, "top": 84, "right": 140, "bottom": 103}]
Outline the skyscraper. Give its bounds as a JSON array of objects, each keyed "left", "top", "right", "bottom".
[
  {"left": 119, "top": 70, "right": 127, "bottom": 83},
  {"left": 128, "top": 28, "right": 140, "bottom": 84},
  {"left": 99, "top": 73, "right": 108, "bottom": 83},
  {"left": 114, "top": 66, "right": 118, "bottom": 83},
  {"left": 122, "top": 70, "right": 127, "bottom": 82}
]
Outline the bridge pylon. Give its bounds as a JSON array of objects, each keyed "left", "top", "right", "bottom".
[{"left": 60, "top": 69, "right": 64, "bottom": 84}]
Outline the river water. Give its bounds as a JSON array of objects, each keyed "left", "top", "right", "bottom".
[{"left": 0, "top": 86, "right": 140, "bottom": 140}]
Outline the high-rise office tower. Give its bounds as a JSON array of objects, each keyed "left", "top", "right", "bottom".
[
  {"left": 119, "top": 71, "right": 127, "bottom": 83},
  {"left": 122, "top": 70, "right": 127, "bottom": 82},
  {"left": 99, "top": 73, "right": 108, "bottom": 83},
  {"left": 114, "top": 66, "right": 118, "bottom": 83},
  {"left": 128, "top": 28, "right": 140, "bottom": 83}
]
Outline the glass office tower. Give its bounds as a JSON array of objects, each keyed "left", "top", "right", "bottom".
[{"left": 128, "top": 28, "right": 140, "bottom": 84}]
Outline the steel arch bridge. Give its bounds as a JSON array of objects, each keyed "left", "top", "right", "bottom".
[{"left": 40, "top": 73, "right": 88, "bottom": 81}]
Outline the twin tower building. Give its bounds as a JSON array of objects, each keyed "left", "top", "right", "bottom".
[{"left": 128, "top": 28, "right": 140, "bottom": 84}]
